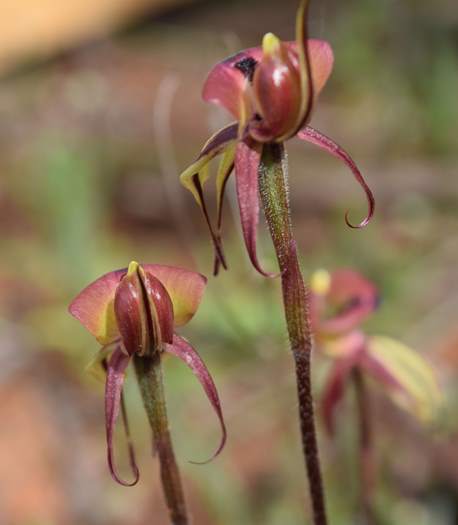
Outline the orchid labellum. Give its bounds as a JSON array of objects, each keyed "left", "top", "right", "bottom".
[
  {"left": 180, "top": 0, "right": 374, "bottom": 277},
  {"left": 69, "top": 262, "right": 226, "bottom": 491},
  {"left": 309, "top": 268, "right": 441, "bottom": 435}
]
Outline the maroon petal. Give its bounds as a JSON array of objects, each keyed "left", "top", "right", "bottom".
[
  {"left": 203, "top": 47, "right": 263, "bottom": 118},
  {"left": 235, "top": 140, "right": 277, "bottom": 277},
  {"left": 321, "top": 350, "right": 361, "bottom": 435},
  {"left": 165, "top": 335, "right": 227, "bottom": 463},
  {"left": 105, "top": 347, "right": 139, "bottom": 486},
  {"left": 297, "top": 126, "right": 375, "bottom": 228}
]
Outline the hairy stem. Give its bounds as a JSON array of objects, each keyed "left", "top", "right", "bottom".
[
  {"left": 258, "top": 142, "right": 328, "bottom": 525},
  {"left": 134, "top": 353, "right": 188, "bottom": 525},
  {"left": 353, "top": 366, "right": 379, "bottom": 525}
]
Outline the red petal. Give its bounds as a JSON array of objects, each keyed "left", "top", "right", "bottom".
[
  {"left": 235, "top": 140, "right": 277, "bottom": 277},
  {"left": 202, "top": 40, "right": 333, "bottom": 120},
  {"left": 165, "top": 335, "right": 227, "bottom": 463},
  {"left": 297, "top": 126, "right": 375, "bottom": 228},
  {"left": 105, "top": 348, "right": 139, "bottom": 486}
]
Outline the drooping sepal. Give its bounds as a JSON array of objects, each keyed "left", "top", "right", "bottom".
[
  {"left": 165, "top": 335, "right": 227, "bottom": 463},
  {"left": 321, "top": 350, "right": 361, "bottom": 435},
  {"left": 235, "top": 140, "right": 277, "bottom": 277},
  {"left": 105, "top": 347, "right": 139, "bottom": 486}
]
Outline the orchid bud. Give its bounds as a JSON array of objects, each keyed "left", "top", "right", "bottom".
[
  {"left": 114, "top": 261, "right": 174, "bottom": 356},
  {"left": 251, "top": 33, "right": 302, "bottom": 142}
]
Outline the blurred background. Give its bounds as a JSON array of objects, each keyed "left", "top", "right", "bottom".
[{"left": 0, "top": 0, "right": 457, "bottom": 523}]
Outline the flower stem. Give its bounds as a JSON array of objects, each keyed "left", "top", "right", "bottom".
[
  {"left": 353, "top": 366, "right": 379, "bottom": 525},
  {"left": 258, "top": 142, "right": 328, "bottom": 525},
  {"left": 134, "top": 353, "right": 188, "bottom": 525}
]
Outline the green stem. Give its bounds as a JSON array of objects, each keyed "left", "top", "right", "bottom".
[
  {"left": 353, "top": 367, "right": 379, "bottom": 525},
  {"left": 134, "top": 353, "right": 188, "bottom": 525},
  {"left": 259, "top": 142, "right": 328, "bottom": 525}
]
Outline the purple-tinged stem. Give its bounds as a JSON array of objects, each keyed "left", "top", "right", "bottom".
[
  {"left": 258, "top": 142, "right": 328, "bottom": 525},
  {"left": 134, "top": 353, "right": 188, "bottom": 525},
  {"left": 353, "top": 366, "right": 379, "bottom": 525}
]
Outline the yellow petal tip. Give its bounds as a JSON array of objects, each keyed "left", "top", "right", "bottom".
[
  {"left": 310, "top": 269, "right": 331, "bottom": 295},
  {"left": 262, "top": 32, "right": 281, "bottom": 57},
  {"left": 127, "top": 261, "right": 140, "bottom": 276}
]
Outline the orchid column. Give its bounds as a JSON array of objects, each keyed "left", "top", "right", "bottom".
[{"left": 180, "top": 2, "right": 374, "bottom": 523}]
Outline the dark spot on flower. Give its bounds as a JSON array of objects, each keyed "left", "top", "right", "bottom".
[{"left": 234, "top": 57, "right": 258, "bottom": 82}]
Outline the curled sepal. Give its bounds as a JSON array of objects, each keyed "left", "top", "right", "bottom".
[
  {"left": 297, "top": 126, "right": 375, "bottom": 228},
  {"left": 165, "top": 335, "right": 227, "bottom": 463},
  {"left": 364, "top": 336, "right": 441, "bottom": 422},
  {"left": 321, "top": 351, "right": 361, "bottom": 435},
  {"left": 235, "top": 140, "right": 277, "bottom": 277},
  {"left": 105, "top": 347, "right": 139, "bottom": 486}
]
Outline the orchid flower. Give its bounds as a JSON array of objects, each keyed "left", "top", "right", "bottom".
[
  {"left": 69, "top": 261, "right": 225, "bottom": 523},
  {"left": 310, "top": 268, "right": 440, "bottom": 522},
  {"left": 310, "top": 268, "right": 441, "bottom": 435},
  {"left": 180, "top": 0, "right": 374, "bottom": 277}
]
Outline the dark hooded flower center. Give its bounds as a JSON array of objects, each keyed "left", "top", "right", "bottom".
[
  {"left": 114, "top": 262, "right": 174, "bottom": 357},
  {"left": 234, "top": 56, "right": 258, "bottom": 82}
]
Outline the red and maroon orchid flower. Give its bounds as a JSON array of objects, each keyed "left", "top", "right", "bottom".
[
  {"left": 69, "top": 261, "right": 226, "bottom": 486},
  {"left": 309, "top": 269, "right": 441, "bottom": 435},
  {"left": 180, "top": 0, "right": 374, "bottom": 277}
]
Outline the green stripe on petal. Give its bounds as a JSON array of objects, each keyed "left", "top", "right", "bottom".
[
  {"left": 367, "top": 335, "right": 442, "bottom": 422},
  {"left": 142, "top": 265, "right": 207, "bottom": 327}
]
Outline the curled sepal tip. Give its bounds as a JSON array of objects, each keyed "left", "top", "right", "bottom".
[
  {"left": 165, "top": 335, "right": 227, "bottom": 464},
  {"left": 297, "top": 126, "right": 375, "bottom": 228},
  {"left": 105, "top": 348, "right": 140, "bottom": 486}
]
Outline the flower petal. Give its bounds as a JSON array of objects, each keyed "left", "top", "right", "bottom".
[
  {"left": 203, "top": 47, "right": 263, "bottom": 119},
  {"left": 142, "top": 265, "right": 207, "bottom": 327},
  {"left": 214, "top": 143, "right": 236, "bottom": 275},
  {"left": 165, "top": 335, "right": 226, "bottom": 463},
  {"left": 180, "top": 123, "right": 239, "bottom": 274},
  {"left": 364, "top": 336, "right": 441, "bottom": 422},
  {"left": 297, "top": 126, "right": 375, "bottom": 228},
  {"left": 105, "top": 348, "right": 139, "bottom": 486},
  {"left": 202, "top": 39, "right": 333, "bottom": 121},
  {"left": 235, "top": 140, "right": 277, "bottom": 277},
  {"left": 312, "top": 269, "right": 379, "bottom": 335},
  {"left": 321, "top": 351, "right": 360, "bottom": 435},
  {"left": 69, "top": 269, "right": 125, "bottom": 344}
]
